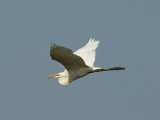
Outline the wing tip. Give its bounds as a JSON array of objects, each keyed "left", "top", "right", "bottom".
[
  {"left": 51, "top": 43, "right": 62, "bottom": 50},
  {"left": 50, "top": 43, "right": 58, "bottom": 56},
  {"left": 89, "top": 38, "right": 100, "bottom": 43},
  {"left": 51, "top": 43, "right": 56, "bottom": 48}
]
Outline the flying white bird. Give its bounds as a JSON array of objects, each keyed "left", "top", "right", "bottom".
[{"left": 45, "top": 38, "right": 125, "bottom": 85}]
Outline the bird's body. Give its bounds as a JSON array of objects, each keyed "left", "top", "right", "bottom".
[
  {"left": 46, "top": 38, "right": 125, "bottom": 85},
  {"left": 58, "top": 68, "right": 91, "bottom": 85}
]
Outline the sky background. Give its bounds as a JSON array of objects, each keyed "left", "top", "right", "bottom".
[{"left": 0, "top": 0, "right": 160, "bottom": 120}]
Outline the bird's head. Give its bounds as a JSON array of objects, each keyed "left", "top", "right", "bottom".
[
  {"left": 45, "top": 72, "right": 70, "bottom": 85},
  {"left": 45, "top": 72, "right": 65, "bottom": 78}
]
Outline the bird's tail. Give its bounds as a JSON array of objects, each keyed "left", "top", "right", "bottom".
[{"left": 93, "top": 67, "right": 125, "bottom": 72}]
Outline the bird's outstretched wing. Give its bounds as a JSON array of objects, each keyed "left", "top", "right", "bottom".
[
  {"left": 74, "top": 38, "right": 99, "bottom": 67},
  {"left": 50, "top": 44, "right": 89, "bottom": 71}
]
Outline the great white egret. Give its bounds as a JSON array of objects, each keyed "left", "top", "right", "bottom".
[{"left": 45, "top": 38, "right": 125, "bottom": 85}]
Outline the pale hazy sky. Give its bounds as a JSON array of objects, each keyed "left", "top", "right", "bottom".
[{"left": 0, "top": 0, "right": 160, "bottom": 120}]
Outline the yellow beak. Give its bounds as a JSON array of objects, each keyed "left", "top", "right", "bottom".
[{"left": 45, "top": 74, "right": 59, "bottom": 78}]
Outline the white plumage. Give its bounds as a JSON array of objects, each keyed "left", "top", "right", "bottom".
[
  {"left": 46, "top": 38, "right": 125, "bottom": 85},
  {"left": 74, "top": 39, "right": 99, "bottom": 67}
]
